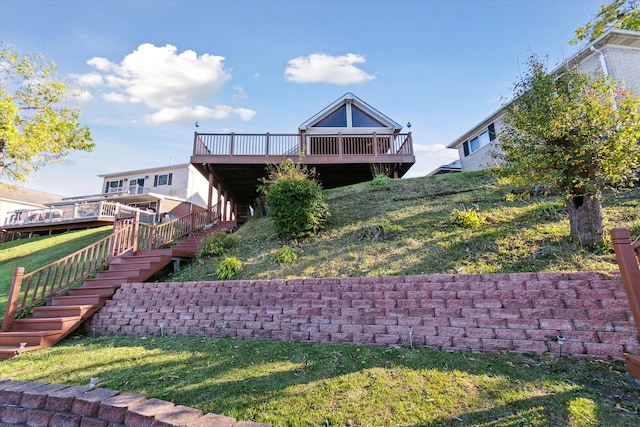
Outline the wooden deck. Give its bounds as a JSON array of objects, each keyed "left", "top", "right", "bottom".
[{"left": 190, "top": 132, "right": 415, "bottom": 216}]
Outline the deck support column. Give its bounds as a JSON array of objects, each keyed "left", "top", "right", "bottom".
[
  {"left": 216, "top": 182, "right": 223, "bottom": 222},
  {"left": 207, "top": 172, "right": 214, "bottom": 223}
]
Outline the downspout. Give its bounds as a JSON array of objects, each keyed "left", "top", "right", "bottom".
[{"left": 589, "top": 46, "right": 609, "bottom": 75}]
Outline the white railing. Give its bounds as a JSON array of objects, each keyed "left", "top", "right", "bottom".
[{"left": 3, "top": 202, "right": 155, "bottom": 227}]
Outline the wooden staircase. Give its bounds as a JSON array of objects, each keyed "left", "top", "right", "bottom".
[{"left": 0, "top": 222, "right": 236, "bottom": 360}]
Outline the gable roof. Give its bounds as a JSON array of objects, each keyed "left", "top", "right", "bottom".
[
  {"left": 0, "top": 184, "right": 63, "bottom": 206},
  {"left": 298, "top": 92, "right": 402, "bottom": 131}
]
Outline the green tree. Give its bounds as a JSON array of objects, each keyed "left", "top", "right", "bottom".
[
  {"left": 0, "top": 45, "right": 93, "bottom": 182},
  {"left": 493, "top": 56, "right": 640, "bottom": 247},
  {"left": 571, "top": 0, "right": 640, "bottom": 44}
]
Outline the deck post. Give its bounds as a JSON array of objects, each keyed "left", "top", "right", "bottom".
[
  {"left": 230, "top": 133, "right": 235, "bottom": 156},
  {"left": 265, "top": 133, "right": 270, "bottom": 156},
  {"left": 338, "top": 133, "right": 343, "bottom": 157},
  {"left": 2, "top": 267, "right": 25, "bottom": 332},
  {"left": 217, "top": 183, "right": 223, "bottom": 222},
  {"left": 207, "top": 172, "right": 214, "bottom": 223},
  {"left": 373, "top": 133, "right": 378, "bottom": 156}
]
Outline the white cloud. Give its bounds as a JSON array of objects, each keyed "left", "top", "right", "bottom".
[
  {"left": 102, "top": 92, "right": 128, "bottom": 103},
  {"left": 285, "top": 53, "right": 375, "bottom": 84},
  {"left": 74, "top": 72, "right": 103, "bottom": 86},
  {"left": 146, "top": 105, "right": 256, "bottom": 124},
  {"left": 82, "top": 43, "right": 254, "bottom": 124}
]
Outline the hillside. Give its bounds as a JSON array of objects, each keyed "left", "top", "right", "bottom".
[{"left": 169, "top": 171, "right": 640, "bottom": 282}]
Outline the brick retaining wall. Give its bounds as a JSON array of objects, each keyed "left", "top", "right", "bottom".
[
  {"left": 91, "top": 272, "right": 640, "bottom": 360},
  {"left": 0, "top": 379, "right": 269, "bottom": 426}
]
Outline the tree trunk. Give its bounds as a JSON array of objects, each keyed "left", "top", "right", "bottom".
[{"left": 565, "top": 192, "right": 604, "bottom": 247}]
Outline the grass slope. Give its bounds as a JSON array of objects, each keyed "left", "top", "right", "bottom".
[
  {"left": 170, "top": 171, "right": 640, "bottom": 282},
  {"left": 0, "top": 226, "right": 112, "bottom": 313}
]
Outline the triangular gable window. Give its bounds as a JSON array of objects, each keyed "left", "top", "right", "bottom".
[
  {"left": 313, "top": 105, "right": 347, "bottom": 127},
  {"left": 352, "top": 105, "right": 385, "bottom": 127}
]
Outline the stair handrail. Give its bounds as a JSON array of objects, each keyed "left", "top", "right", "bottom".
[
  {"left": 137, "top": 208, "right": 215, "bottom": 252},
  {"left": 1, "top": 221, "right": 137, "bottom": 331},
  {"left": 610, "top": 228, "right": 640, "bottom": 380}
]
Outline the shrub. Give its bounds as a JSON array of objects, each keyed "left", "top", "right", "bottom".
[
  {"left": 216, "top": 257, "right": 242, "bottom": 279},
  {"left": 450, "top": 207, "right": 485, "bottom": 229},
  {"left": 274, "top": 245, "right": 298, "bottom": 264},
  {"left": 262, "top": 159, "right": 330, "bottom": 239},
  {"left": 371, "top": 174, "right": 391, "bottom": 186},
  {"left": 197, "top": 232, "right": 237, "bottom": 258}
]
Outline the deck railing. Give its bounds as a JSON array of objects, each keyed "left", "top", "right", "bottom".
[
  {"left": 3, "top": 201, "right": 155, "bottom": 228},
  {"left": 193, "top": 132, "right": 413, "bottom": 157},
  {"left": 610, "top": 228, "right": 640, "bottom": 380},
  {"left": 1, "top": 209, "right": 215, "bottom": 331}
]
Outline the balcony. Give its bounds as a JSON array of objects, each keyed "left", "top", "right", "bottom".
[{"left": 190, "top": 132, "right": 415, "bottom": 211}]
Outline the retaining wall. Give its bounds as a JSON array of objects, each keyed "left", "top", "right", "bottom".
[
  {"left": 91, "top": 272, "right": 640, "bottom": 360},
  {"left": 0, "top": 379, "right": 269, "bottom": 426}
]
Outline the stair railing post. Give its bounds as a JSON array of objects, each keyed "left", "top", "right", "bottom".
[
  {"left": 132, "top": 210, "right": 140, "bottom": 253},
  {"left": 2, "top": 267, "right": 25, "bottom": 332},
  {"left": 150, "top": 223, "right": 157, "bottom": 250}
]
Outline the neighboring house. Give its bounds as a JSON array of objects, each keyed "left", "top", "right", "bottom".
[
  {"left": 2, "top": 163, "right": 213, "bottom": 234},
  {"left": 0, "top": 185, "right": 63, "bottom": 230},
  {"left": 445, "top": 29, "right": 640, "bottom": 173}
]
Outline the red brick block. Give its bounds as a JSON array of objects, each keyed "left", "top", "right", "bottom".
[
  {"left": 50, "top": 412, "right": 82, "bottom": 427},
  {"left": 188, "top": 413, "right": 237, "bottom": 427},
  {"left": 352, "top": 334, "right": 375, "bottom": 344},
  {"left": 489, "top": 309, "right": 521, "bottom": 319},
  {"left": 587, "top": 309, "right": 629, "bottom": 321},
  {"left": 362, "top": 325, "right": 387, "bottom": 334},
  {"left": 98, "top": 393, "right": 146, "bottom": 423},
  {"left": 448, "top": 317, "right": 478, "bottom": 328},
  {"left": 428, "top": 274, "right": 455, "bottom": 282},
  {"left": 501, "top": 299, "right": 533, "bottom": 309},
  {"left": 20, "top": 383, "right": 67, "bottom": 409},
  {"left": 79, "top": 417, "right": 109, "bottom": 427},
  {"left": 26, "top": 409, "right": 53, "bottom": 427},
  {"left": 423, "top": 317, "right": 449, "bottom": 327},
  {"left": 0, "top": 406, "right": 28, "bottom": 424},
  {"left": 476, "top": 318, "right": 507, "bottom": 328},
  {"left": 473, "top": 300, "right": 502, "bottom": 309},
  {"left": 150, "top": 405, "right": 203, "bottom": 426},
  {"left": 538, "top": 319, "right": 573, "bottom": 332},
  {"left": 420, "top": 299, "right": 446, "bottom": 309},
  {"left": 434, "top": 308, "right": 461, "bottom": 317},
  {"left": 424, "top": 336, "right": 453, "bottom": 348},
  {"left": 460, "top": 308, "right": 490, "bottom": 319},
  {"left": 464, "top": 328, "right": 496, "bottom": 339},
  {"left": 481, "top": 339, "right": 514, "bottom": 351},
  {"left": 520, "top": 308, "right": 553, "bottom": 319},
  {"left": 125, "top": 398, "right": 175, "bottom": 427},
  {"left": 494, "top": 328, "right": 526, "bottom": 340},
  {"left": 0, "top": 380, "right": 41, "bottom": 404},
  {"left": 512, "top": 339, "right": 549, "bottom": 354},
  {"left": 374, "top": 334, "right": 400, "bottom": 345},
  {"left": 446, "top": 299, "right": 474, "bottom": 309},
  {"left": 506, "top": 318, "right": 540, "bottom": 329},
  {"left": 469, "top": 282, "right": 498, "bottom": 291},
  {"left": 598, "top": 332, "right": 639, "bottom": 345},
  {"left": 453, "top": 337, "right": 482, "bottom": 350},
  {"left": 72, "top": 388, "right": 123, "bottom": 417},
  {"left": 45, "top": 385, "right": 91, "bottom": 412}
]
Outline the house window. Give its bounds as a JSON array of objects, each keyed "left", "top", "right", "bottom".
[
  {"left": 352, "top": 105, "right": 384, "bottom": 127},
  {"left": 314, "top": 105, "right": 347, "bottom": 127},
  {"left": 154, "top": 173, "right": 173, "bottom": 187},
  {"left": 105, "top": 180, "right": 123, "bottom": 193},
  {"left": 462, "top": 123, "right": 496, "bottom": 157}
]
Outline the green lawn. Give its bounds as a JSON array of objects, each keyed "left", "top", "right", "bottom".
[
  {"left": 1, "top": 336, "right": 638, "bottom": 426},
  {"left": 0, "top": 226, "right": 112, "bottom": 313}
]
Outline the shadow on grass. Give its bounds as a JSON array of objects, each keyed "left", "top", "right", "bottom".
[{"left": 12, "top": 335, "right": 638, "bottom": 426}]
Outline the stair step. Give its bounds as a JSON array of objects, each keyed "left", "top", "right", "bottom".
[
  {"left": 112, "top": 255, "right": 171, "bottom": 265},
  {"left": 0, "top": 330, "right": 59, "bottom": 346},
  {"left": 68, "top": 285, "right": 120, "bottom": 297},
  {"left": 13, "top": 316, "right": 81, "bottom": 331},
  {"left": 109, "top": 261, "right": 154, "bottom": 271},
  {"left": 83, "top": 277, "right": 127, "bottom": 287},
  {"left": 32, "top": 304, "right": 97, "bottom": 318},
  {"left": 51, "top": 295, "right": 105, "bottom": 306},
  {"left": 95, "top": 269, "right": 148, "bottom": 280},
  {"left": 0, "top": 344, "right": 41, "bottom": 360}
]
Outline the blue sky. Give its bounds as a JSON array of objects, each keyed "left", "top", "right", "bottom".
[{"left": 1, "top": 0, "right": 604, "bottom": 196}]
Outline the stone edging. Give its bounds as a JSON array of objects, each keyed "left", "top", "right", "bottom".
[{"left": 0, "top": 379, "right": 270, "bottom": 426}]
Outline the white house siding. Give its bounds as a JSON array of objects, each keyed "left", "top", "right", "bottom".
[{"left": 448, "top": 30, "right": 640, "bottom": 173}]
